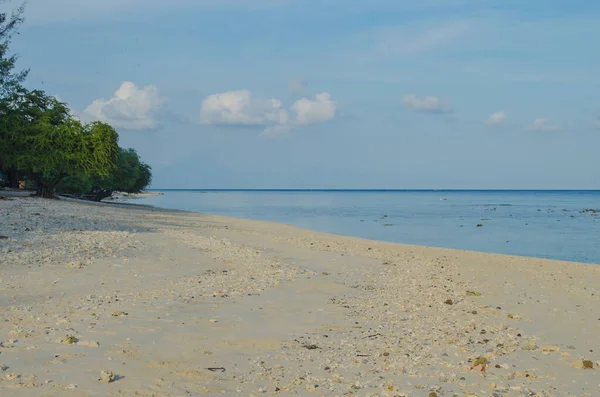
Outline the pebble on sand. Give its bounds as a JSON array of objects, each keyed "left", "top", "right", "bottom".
[{"left": 98, "top": 370, "right": 115, "bottom": 383}]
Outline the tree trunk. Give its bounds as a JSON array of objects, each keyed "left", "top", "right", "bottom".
[
  {"left": 7, "top": 168, "right": 19, "bottom": 189},
  {"left": 35, "top": 176, "right": 63, "bottom": 198},
  {"left": 91, "top": 189, "right": 114, "bottom": 202},
  {"left": 36, "top": 184, "right": 56, "bottom": 198}
]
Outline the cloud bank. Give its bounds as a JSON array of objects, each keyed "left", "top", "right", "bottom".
[
  {"left": 82, "top": 82, "right": 166, "bottom": 130},
  {"left": 199, "top": 90, "right": 289, "bottom": 126},
  {"left": 199, "top": 90, "right": 337, "bottom": 137}
]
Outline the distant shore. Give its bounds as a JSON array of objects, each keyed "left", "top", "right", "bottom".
[{"left": 0, "top": 197, "right": 598, "bottom": 396}]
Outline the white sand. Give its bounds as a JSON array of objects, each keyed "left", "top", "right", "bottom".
[{"left": 0, "top": 197, "right": 598, "bottom": 396}]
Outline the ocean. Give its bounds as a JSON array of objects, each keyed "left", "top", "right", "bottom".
[{"left": 134, "top": 190, "right": 600, "bottom": 264}]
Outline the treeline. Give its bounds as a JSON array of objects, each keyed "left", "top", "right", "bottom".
[{"left": 0, "top": 5, "right": 151, "bottom": 199}]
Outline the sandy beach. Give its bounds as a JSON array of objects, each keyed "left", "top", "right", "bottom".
[{"left": 0, "top": 197, "right": 598, "bottom": 396}]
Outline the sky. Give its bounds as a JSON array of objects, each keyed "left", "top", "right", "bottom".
[{"left": 6, "top": 0, "right": 600, "bottom": 189}]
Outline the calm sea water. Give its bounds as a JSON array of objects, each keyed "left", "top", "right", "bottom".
[{"left": 135, "top": 190, "right": 600, "bottom": 264}]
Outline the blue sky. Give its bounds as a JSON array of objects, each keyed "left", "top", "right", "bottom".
[{"left": 8, "top": 0, "right": 600, "bottom": 189}]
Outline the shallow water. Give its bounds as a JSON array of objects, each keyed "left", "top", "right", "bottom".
[{"left": 135, "top": 190, "right": 600, "bottom": 264}]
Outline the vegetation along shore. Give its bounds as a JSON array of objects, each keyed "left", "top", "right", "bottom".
[{"left": 0, "top": 5, "right": 151, "bottom": 200}]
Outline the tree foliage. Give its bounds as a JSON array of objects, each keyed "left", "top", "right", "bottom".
[
  {"left": 21, "top": 119, "right": 120, "bottom": 197},
  {"left": 0, "top": 2, "right": 28, "bottom": 100},
  {"left": 1, "top": 90, "right": 70, "bottom": 171},
  {"left": 102, "top": 148, "right": 152, "bottom": 194},
  {"left": 58, "top": 147, "right": 152, "bottom": 201},
  {"left": 0, "top": 3, "right": 152, "bottom": 198},
  {"left": 0, "top": 2, "right": 29, "bottom": 186}
]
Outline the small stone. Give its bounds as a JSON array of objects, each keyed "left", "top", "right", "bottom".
[
  {"left": 383, "top": 352, "right": 390, "bottom": 357},
  {"left": 541, "top": 345, "right": 559, "bottom": 352},
  {"left": 521, "top": 342, "right": 537, "bottom": 351},
  {"left": 582, "top": 360, "right": 594, "bottom": 369},
  {"left": 444, "top": 299, "right": 453, "bottom": 305},
  {"left": 429, "top": 393, "right": 438, "bottom": 397},
  {"left": 99, "top": 370, "right": 115, "bottom": 383},
  {"left": 209, "top": 319, "right": 218, "bottom": 323},
  {"left": 111, "top": 311, "right": 128, "bottom": 317},
  {"left": 63, "top": 335, "right": 78, "bottom": 345}
]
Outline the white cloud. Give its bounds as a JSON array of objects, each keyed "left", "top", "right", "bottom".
[
  {"left": 199, "top": 90, "right": 289, "bottom": 126},
  {"left": 200, "top": 90, "right": 336, "bottom": 137},
  {"left": 291, "top": 93, "right": 336, "bottom": 124},
  {"left": 82, "top": 82, "right": 165, "bottom": 130},
  {"left": 487, "top": 111, "right": 507, "bottom": 126},
  {"left": 527, "top": 118, "right": 559, "bottom": 132},
  {"left": 594, "top": 114, "right": 600, "bottom": 129},
  {"left": 403, "top": 94, "right": 451, "bottom": 114}
]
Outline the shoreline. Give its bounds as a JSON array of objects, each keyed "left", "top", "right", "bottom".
[
  {"left": 0, "top": 197, "right": 598, "bottom": 396},
  {"left": 57, "top": 195, "right": 190, "bottom": 213},
  {"left": 95, "top": 195, "right": 599, "bottom": 266}
]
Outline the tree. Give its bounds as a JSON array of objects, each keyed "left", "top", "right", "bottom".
[
  {"left": 18, "top": 117, "right": 119, "bottom": 197},
  {"left": 58, "top": 147, "right": 153, "bottom": 201},
  {"left": 0, "top": 3, "right": 151, "bottom": 199},
  {"left": 1, "top": 90, "right": 70, "bottom": 163},
  {"left": 0, "top": 2, "right": 30, "bottom": 187},
  {"left": 0, "top": 2, "right": 28, "bottom": 100},
  {"left": 1, "top": 90, "right": 70, "bottom": 193}
]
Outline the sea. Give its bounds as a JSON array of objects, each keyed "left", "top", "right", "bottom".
[{"left": 134, "top": 190, "right": 600, "bottom": 264}]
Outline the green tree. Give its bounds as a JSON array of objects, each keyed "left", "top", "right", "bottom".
[
  {"left": 0, "top": 2, "right": 28, "bottom": 100},
  {"left": 18, "top": 117, "right": 120, "bottom": 197},
  {"left": 102, "top": 148, "right": 152, "bottom": 194},
  {"left": 1, "top": 90, "right": 71, "bottom": 192},
  {"left": 58, "top": 147, "right": 153, "bottom": 201},
  {"left": 0, "top": 2, "right": 29, "bottom": 187}
]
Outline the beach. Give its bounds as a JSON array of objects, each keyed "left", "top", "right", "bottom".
[{"left": 0, "top": 197, "right": 598, "bottom": 396}]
